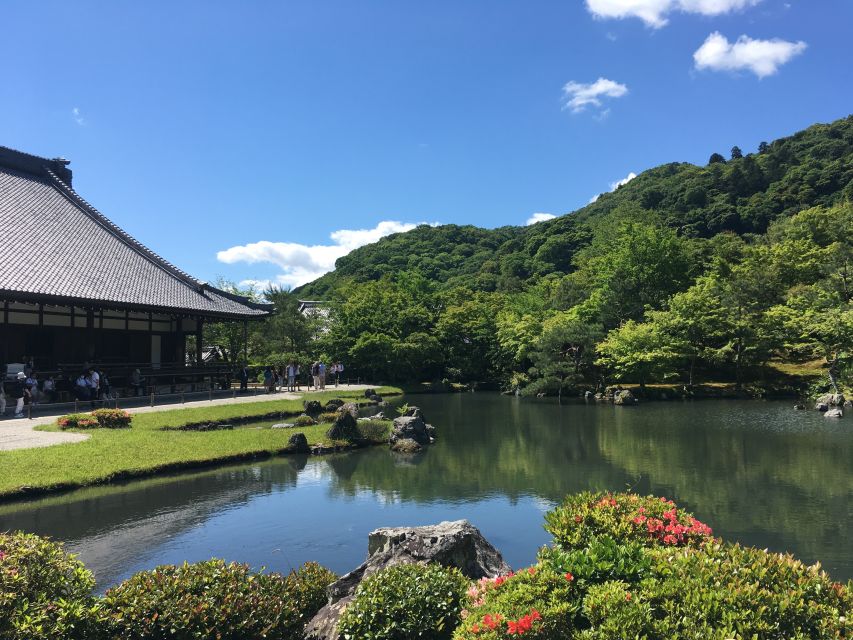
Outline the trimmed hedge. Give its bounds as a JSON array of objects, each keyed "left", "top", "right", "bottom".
[
  {"left": 101, "top": 559, "right": 335, "bottom": 640},
  {"left": 57, "top": 412, "right": 100, "bottom": 429},
  {"left": 57, "top": 409, "right": 132, "bottom": 430},
  {"left": 0, "top": 531, "right": 102, "bottom": 640},
  {"left": 338, "top": 563, "right": 470, "bottom": 640},
  {"left": 91, "top": 409, "right": 133, "bottom": 429}
]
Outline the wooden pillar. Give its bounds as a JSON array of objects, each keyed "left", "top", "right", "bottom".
[
  {"left": 86, "top": 309, "right": 95, "bottom": 361},
  {"left": 196, "top": 319, "right": 204, "bottom": 366}
]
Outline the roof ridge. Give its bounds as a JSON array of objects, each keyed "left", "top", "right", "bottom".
[{"left": 43, "top": 166, "right": 205, "bottom": 291}]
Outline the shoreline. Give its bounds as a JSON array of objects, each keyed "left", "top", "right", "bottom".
[{"left": 0, "top": 388, "right": 401, "bottom": 504}]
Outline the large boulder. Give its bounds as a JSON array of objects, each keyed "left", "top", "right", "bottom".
[
  {"left": 390, "top": 416, "right": 431, "bottom": 446},
  {"left": 324, "top": 399, "right": 345, "bottom": 411},
  {"left": 288, "top": 432, "right": 310, "bottom": 453},
  {"left": 337, "top": 402, "right": 359, "bottom": 419},
  {"left": 824, "top": 408, "right": 844, "bottom": 419},
  {"left": 325, "top": 412, "right": 360, "bottom": 442},
  {"left": 304, "top": 400, "right": 323, "bottom": 415},
  {"left": 816, "top": 393, "right": 845, "bottom": 408},
  {"left": 613, "top": 389, "right": 637, "bottom": 406},
  {"left": 401, "top": 405, "right": 424, "bottom": 419},
  {"left": 304, "top": 520, "right": 510, "bottom": 640}
]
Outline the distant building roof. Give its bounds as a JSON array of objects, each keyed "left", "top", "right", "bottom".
[
  {"left": 0, "top": 146, "right": 270, "bottom": 319},
  {"left": 297, "top": 300, "right": 329, "bottom": 317}
]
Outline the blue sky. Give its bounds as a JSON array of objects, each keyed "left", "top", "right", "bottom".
[{"left": 2, "top": 1, "right": 850, "bottom": 288}]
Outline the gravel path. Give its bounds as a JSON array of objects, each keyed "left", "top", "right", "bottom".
[{"left": 0, "top": 384, "right": 376, "bottom": 452}]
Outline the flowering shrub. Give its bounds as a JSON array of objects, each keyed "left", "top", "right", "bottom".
[
  {"left": 338, "top": 563, "right": 469, "bottom": 640},
  {"left": 57, "top": 412, "right": 100, "bottom": 429},
  {"left": 0, "top": 531, "right": 102, "bottom": 640},
  {"left": 101, "top": 559, "right": 335, "bottom": 640},
  {"left": 292, "top": 414, "right": 318, "bottom": 427},
  {"left": 544, "top": 492, "right": 713, "bottom": 552},
  {"left": 454, "top": 566, "right": 577, "bottom": 639},
  {"left": 91, "top": 408, "right": 133, "bottom": 428}
]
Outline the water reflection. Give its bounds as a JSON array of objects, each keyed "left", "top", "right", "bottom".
[{"left": 0, "top": 395, "right": 850, "bottom": 587}]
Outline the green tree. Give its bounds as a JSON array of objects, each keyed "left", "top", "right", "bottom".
[{"left": 596, "top": 320, "right": 678, "bottom": 390}]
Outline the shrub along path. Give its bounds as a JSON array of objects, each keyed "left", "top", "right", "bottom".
[{"left": 0, "top": 386, "right": 400, "bottom": 501}]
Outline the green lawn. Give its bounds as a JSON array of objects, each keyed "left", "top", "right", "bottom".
[{"left": 0, "top": 387, "right": 400, "bottom": 500}]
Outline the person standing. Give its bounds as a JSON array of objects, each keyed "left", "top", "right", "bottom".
[
  {"left": 239, "top": 365, "right": 249, "bottom": 393},
  {"left": 263, "top": 366, "right": 273, "bottom": 394},
  {"left": 11, "top": 372, "right": 27, "bottom": 418},
  {"left": 42, "top": 376, "right": 56, "bottom": 403},
  {"left": 318, "top": 361, "right": 327, "bottom": 390},
  {"left": 87, "top": 368, "right": 100, "bottom": 406},
  {"left": 286, "top": 363, "right": 296, "bottom": 392},
  {"left": 0, "top": 376, "right": 6, "bottom": 416},
  {"left": 130, "top": 368, "right": 145, "bottom": 396}
]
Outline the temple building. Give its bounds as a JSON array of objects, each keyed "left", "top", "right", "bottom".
[{"left": 0, "top": 146, "right": 270, "bottom": 379}]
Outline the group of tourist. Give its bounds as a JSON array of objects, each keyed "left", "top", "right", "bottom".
[
  {"left": 0, "top": 359, "right": 56, "bottom": 418},
  {"left": 239, "top": 361, "right": 345, "bottom": 394},
  {"left": 72, "top": 366, "right": 113, "bottom": 403}
]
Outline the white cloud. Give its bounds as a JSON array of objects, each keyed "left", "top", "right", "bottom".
[
  {"left": 586, "top": 0, "right": 761, "bottom": 28},
  {"left": 217, "top": 220, "right": 431, "bottom": 288},
  {"left": 71, "top": 107, "right": 85, "bottom": 126},
  {"left": 610, "top": 171, "right": 637, "bottom": 190},
  {"left": 526, "top": 212, "right": 557, "bottom": 226},
  {"left": 693, "top": 31, "right": 806, "bottom": 78},
  {"left": 562, "top": 78, "right": 628, "bottom": 114},
  {"left": 589, "top": 171, "right": 638, "bottom": 204}
]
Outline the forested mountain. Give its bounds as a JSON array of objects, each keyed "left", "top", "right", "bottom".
[
  {"left": 299, "top": 116, "right": 853, "bottom": 298},
  {"left": 240, "top": 116, "right": 853, "bottom": 396}
]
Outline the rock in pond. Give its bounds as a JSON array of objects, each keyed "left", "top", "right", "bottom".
[
  {"left": 324, "top": 399, "right": 345, "bottom": 411},
  {"left": 390, "top": 415, "right": 432, "bottom": 446},
  {"left": 304, "top": 520, "right": 510, "bottom": 640},
  {"left": 816, "top": 393, "right": 845, "bottom": 408},
  {"left": 389, "top": 437, "right": 422, "bottom": 453},
  {"left": 816, "top": 402, "right": 830, "bottom": 412},
  {"left": 613, "top": 389, "right": 637, "bottom": 405},
  {"left": 288, "top": 432, "right": 310, "bottom": 452},
  {"left": 824, "top": 408, "right": 844, "bottom": 418},
  {"left": 325, "top": 411, "right": 360, "bottom": 442}
]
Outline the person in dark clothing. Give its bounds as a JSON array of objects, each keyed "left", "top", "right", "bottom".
[
  {"left": 11, "top": 372, "right": 27, "bottom": 418},
  {"left": 239, "top": 365, "right": 250, "bottom": 393}
]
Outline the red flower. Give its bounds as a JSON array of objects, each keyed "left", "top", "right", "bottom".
[
  {"left": 625, "top": 592, "right": 632, "bottom": 601},
  {"left": 527, "top": 567, "right": 536, "bottom": 575},
  {"left": 564, "top": 572, "right": 574, "bottom": 582}
]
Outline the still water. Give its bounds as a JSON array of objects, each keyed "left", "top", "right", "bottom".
[{"left": 1, "top": 394, "right": 851, "bottom": 587}]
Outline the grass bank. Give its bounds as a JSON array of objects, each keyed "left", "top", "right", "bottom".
[{"left": 0, "top": 387, "right": 401, "bottom": 502}]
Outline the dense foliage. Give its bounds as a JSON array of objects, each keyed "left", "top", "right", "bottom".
[
  {"left": 101, "top": 560, "right": 335, "bottom": 640},
  {"left": 211, "top": 116, "right": 853, "bottom": 396},
  {"left": 337, "top": 563, "right": 470, "bottom": 640},
  {"left": 454, "top": 493, "right": 851, "bottom": 639},
  {"left": 0, "top": 531, "right": 101, "bottom": 640}
]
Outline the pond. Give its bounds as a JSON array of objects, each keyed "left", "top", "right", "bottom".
[{"left": 1, "top": 393, "right": 851, "bottom": 587}]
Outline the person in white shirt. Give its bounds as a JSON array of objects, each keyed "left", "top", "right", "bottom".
[
  {"left": 87, "top": 368, "right": 100, "bottom": 404},
  {"left": 42, "top": 376, "right": 56, "bottom": 403}
]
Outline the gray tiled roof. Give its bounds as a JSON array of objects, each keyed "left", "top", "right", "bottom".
[{"left": 0, "top": 149, "right": 269, "bottom": 319}]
